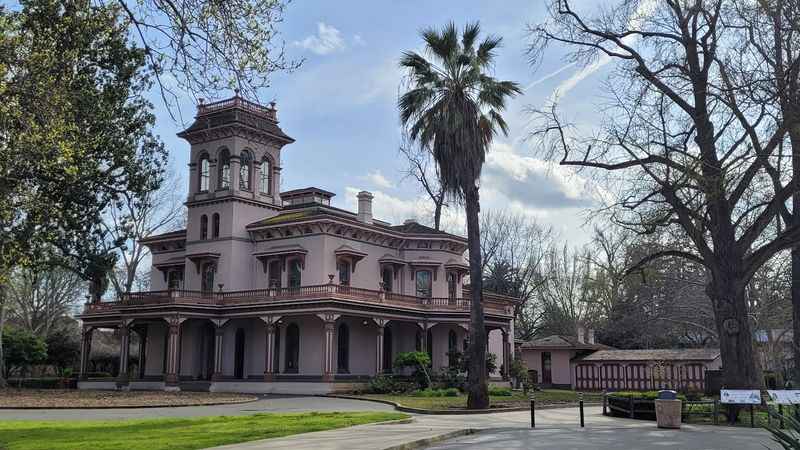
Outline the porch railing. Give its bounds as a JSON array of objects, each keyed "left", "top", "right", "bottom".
[{"left": 84, "top": 284, "right": 514, "bottom": 316}]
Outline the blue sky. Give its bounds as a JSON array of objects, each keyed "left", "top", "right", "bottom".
[{"left": 149, "top": 0, "right": 613, "bottom": 244}]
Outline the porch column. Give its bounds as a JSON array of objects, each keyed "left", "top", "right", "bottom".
[
  {"left": 212, "top": 322, "right": 225, "bottom": 381},
  {"left": 261, "top": 315, "right": 281, "bottom": 381},
  {"left": 116, "top": 323, "right": 131, "bottom": 388},
  {"left": 501, "top": 328, "right": 510, "bottom": 381},
  {"left": 374, "top": 318, "right": 389, "bottom": 374},
  {"left": 79, "top": 326, "right": 93, "bottom": 380},
  {"left": 164, "top": 317, "right": 183, "bottom": 389},
  {"left": 317, "top": 313, "right": 340, "bottom": 382}
]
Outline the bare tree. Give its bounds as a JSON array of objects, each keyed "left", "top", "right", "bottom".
[
  {"left": 480, "top": 210, "right": 552, "bottom": 339},
  {"left": 113, "top": 0, "right": 302, "bottom": 112},
  {"left": 399, "top": 136, "right": 447, "bottom": 230},
  {"left": 6, "top": 267, "right": 83, "bottom": 338},
  {"left": 529, "top": 0, "right": 800, "bottom": 390},
  {"left": 103, "top": 169, "right": 185, "bottom": 298}
]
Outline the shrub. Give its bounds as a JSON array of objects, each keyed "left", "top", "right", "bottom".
[
  {"left": 393, "top": 352, "right": 432, "bottom": 389},
  {"left": 366, "top": 375, "right": 414, "bottom": 394},
  {"left": 488, "top": 386, "right": 512, "bottom": 396},
  {"left": 766, "top": 409, "right": 800, "bottom": 448},
  {"left": 411, "top": 388, "right": 460, "bottom": 397}
]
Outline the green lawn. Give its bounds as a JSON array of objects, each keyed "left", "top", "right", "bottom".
[
  {"left": 362, "top": 389, "right": 603, "bottom": 410},
  {"left": 0, "top": 412, "right": 408, "bottom": 450}
]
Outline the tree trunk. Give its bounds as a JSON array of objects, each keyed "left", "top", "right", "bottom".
[
  {"left": 707, "top": 276, "right": 761, "bottom": 388},
  {"left": 464, "top": 183, "right": 489, "bottom": 409},
  {"left": 0, "top": 281, "right": 7, "bottom": 389},
  {"left": 433, "top": 199, "right": 443, "bottom": 232},
  {"left": 791, "top": 131, "right": 800, "bottom": 385}
]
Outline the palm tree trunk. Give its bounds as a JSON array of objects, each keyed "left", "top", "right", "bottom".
[{"left": 464, "top": 183, "right": 489, "bottom": 409}]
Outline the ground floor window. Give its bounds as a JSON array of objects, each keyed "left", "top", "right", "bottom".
[
  {"left": 337, "top": 323, "right": 349, "bottom": 373},
  {"left": 382, "top": 326, "right": 393, "bottom": 373},
  {"left": 234, "top": 328, "right": 246, "bottom": 379},
  {"left": 448, "top": 330, "right": 458, "bottom": 367},
  {"left": 285, "top": 323, "right": 299, "bottom": 373}
]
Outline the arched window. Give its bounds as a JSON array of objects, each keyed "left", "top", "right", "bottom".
[
  {"left": 234, "top": 328, "right": 246, "bottom": 379},
  {"left": 337, "top": 323, "right": 349, "bottom": 373},
  {"left": 426, "top": 329, "right": 433, "bottom": 358},
  {"left": 259, "top": 157, "right": 272, "bottom": 194},
  {"left": 285, "top": 323, "right": 300, "bottom": 373},
  {"left": 200, "top": 214, "right": 208, "bottom": 240},
  {"left": 415, "top": 330, "right": 422, "bottom": 352},
  {"left": 212, "top": 213, "right": 220, "bottom": 239},
  {"left": 448, "top": 330, "right": 458, "bottom": 367},
  {"left": 288, "top": 259, "right": 302, "bottom": 288},
  {"left": 199, "top": 153, "right": 210, "bottom": 191},
  {"left": 239, "top": 150, "right": 252, "bottom": 190},
  {"left": 201, "top": 263, "right": 215, "bottom": 292},
  {"left": 383, "top": 326, "right": 393, "bottom": 373},
  {"left": 218, "top": 149, "right": 231, "bottom": 189}
]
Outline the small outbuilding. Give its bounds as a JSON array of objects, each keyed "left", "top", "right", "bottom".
[
  {"left": 572, "top": 348, "right": 721, "bottom": 392},
  {"left": 518, "top": 328, "right": 610, "bottom": 389}
]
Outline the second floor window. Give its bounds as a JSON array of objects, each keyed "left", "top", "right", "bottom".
[
  {"left": 381, "top": 267, "right": 393, "bottom": 293},
  {"left": 415, "top": 270, "right": 432, "bottom": 298},
  {"left": 288, "top": 259, "right": 302, "bottom": 288},
  {"left": 200, "top": 214, "right": 208, "bottom": 240},
  {"left": 201, "top": 263, "right": 216, "bottom": 292},
  {"left": 212, "top": 213, "right": 220, "bottom": 239},
  {"left": 268, "top": 260, "right": 281, "bottom": 289},
  {"left": 167, "top": 269, "right": 184, "bottom": 290},
  {"left": 338, "top": 260, "right": 350, "bottom": 286},
  {"left": 447, "top": 272, "right": 457, "bottom": 300},
  {"left": 199, "top": 154, "right": 210, "bottom": 191}
]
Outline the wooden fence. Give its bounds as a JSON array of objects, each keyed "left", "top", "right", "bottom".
[{"left": 576, "top": 362, "right": 707, "bottom": 392}]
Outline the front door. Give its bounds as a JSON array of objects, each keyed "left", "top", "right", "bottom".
[{"left": 541, "top": 352, "right": 552, "bottom": 385}]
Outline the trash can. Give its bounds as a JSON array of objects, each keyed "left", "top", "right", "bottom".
[{"left": 655, "top": 390, "right": 681, "bottom": 429}]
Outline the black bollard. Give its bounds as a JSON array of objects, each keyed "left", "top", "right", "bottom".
[
  {"left": 579, "top": 392, "right": 585, "bottom": 428},
  {"left": 530, "top": 393, "right": 536, "bottom": 428},
  {"left": 750, "top": 405, "right": 755, "bottom": 428}
]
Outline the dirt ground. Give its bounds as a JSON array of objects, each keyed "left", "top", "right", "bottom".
[{"left": 0, "top": 389, "right": 257, "bottom": 408}]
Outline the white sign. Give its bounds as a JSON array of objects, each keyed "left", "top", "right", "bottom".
[
  {"left": 767, "top": 390, "right": 800, "bottom": 405},
  {"left": 720, "top": 389, "right": 761, "bottom": 405}
]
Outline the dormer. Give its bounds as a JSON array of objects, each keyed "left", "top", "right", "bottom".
[{"left": 281, "top": 187, "right": 335, "bottom": 207}]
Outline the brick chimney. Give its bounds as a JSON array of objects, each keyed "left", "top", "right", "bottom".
[
  {"left": 587, "top": 328, "right": 595, "bottom": 345},
  {"left": 357, "top": 191, "right": 373, "bottom": 224},
  {"left": 576, "top": 326, "right": 585, "bottom": 344}
]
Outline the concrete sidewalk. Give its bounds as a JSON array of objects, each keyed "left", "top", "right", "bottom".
[{"left": 212, "top": 406, "right": 771, "bottom": 450}]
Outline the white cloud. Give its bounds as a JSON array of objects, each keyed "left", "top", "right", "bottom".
[
  {"left": 353, "top": 34, "right": 366, "bottom": 47},
  {"left": 361, "top": 170, "right": 394, "bottom": 189},
  {"left": 295, "top": 23, "right": 347, "bottom": 55}
]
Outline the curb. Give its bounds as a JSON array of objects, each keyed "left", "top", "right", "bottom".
[
  {"left": 382, "top": 428, "right": 476, "bottom": 450},
  {"left": 0, "top": 396, "right": 260, "bottom": 410},
  {"left": 323, "top": 394, "right": 600, "bottom": 415}
]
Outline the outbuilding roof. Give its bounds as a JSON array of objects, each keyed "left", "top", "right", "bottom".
[
  {"left": 576, "top": 348, "right": 721, "bottom": 362},
  {"left": 518, "top": 334, "right": 610, "bottom": 351}
]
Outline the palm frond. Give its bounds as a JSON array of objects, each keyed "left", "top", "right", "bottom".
[{"left": 462, "top": 22, "right": 481, "bottom": 52}]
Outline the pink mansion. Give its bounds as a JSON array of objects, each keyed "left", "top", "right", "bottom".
[{"left": 77, "top": 95, "right": 518, "bottom": 394}]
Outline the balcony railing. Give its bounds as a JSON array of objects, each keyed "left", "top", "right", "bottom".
[{"left": 83, "top": 284, "right": 514, "bottom": 316}]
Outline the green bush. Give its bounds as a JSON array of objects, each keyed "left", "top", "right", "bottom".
[
  {"left": 411, "top": 388, "right": 460, "bottom": 397},
  {"left": 767, "top": 408, "right": 800, "bottom": 448},
  {"left": 488, "top": 386, "right": 512, "bottom": 396},
  {"left": 9, "top": 377, "right": 77, "bottom": 389},
  {"left": 366, "top": 375, "right": 414, "bottom": 394},
  {"left": 393, "top": 352, "right": 432, "bottom": 389},
  {"left": 608, "top": 391, "right": 687, "bottom": 401}
]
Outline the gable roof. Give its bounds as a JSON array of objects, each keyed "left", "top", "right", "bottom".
[
  {"left": 518, "top": 335, "right": 611, "bottom": 351},
  {"left": 576, "top": 348, "right": 721, "bottom": 362},
  {"left": 389, "top": 221, "right": 448, "bottom": 235}
]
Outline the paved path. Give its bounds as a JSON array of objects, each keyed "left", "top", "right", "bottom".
[
  {"left": 0, "top": 395, "right": 392, "bottom": 421},
  {"left": 213, "top": 406, "right": 773, "bottom": 450}
]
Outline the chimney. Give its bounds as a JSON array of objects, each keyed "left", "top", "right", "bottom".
[
  {"left": 587, "top": 328, "right": 595, "bottom": 345},
  {"left": 576, "top": 326, "right": 585, "bottom": 344},
  {"left": 357, "top": 191, "right": 374, "bottom": 224}
]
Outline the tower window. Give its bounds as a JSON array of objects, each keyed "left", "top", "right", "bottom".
[
  {"left": 212, "top": 213, "right": 220, "bottom": 239},
  {"left": 200, "top": 214, "right": 208, "bottom": 240},
  {"left": 199, "top": 153, "right": 210, "bottom": 192},
  {"left": 260, "top": 157, "right": 272, "bottom": 194},
  {"left": 240, "top": 150, "right": 253, "bottom": 191},
  {"left": 218, "top": 149, "right": 230, "bottom": 189}
]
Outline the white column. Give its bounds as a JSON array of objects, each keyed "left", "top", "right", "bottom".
[
  {"left": 117, "top": 325, "right": 130, "bottom": 387},
  {"left": 212, "top": 325, "right": 224, "bottom": 381},
  {"left": 79, "top": 327, "right": 93, "bottom": 380},
  {"left": 164, "top": 318, "right": 182, "bottom": 389}
]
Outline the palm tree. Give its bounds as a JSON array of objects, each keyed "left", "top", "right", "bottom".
[{"left": 398, "top": 22, "right": 521, "bottom": 409}]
